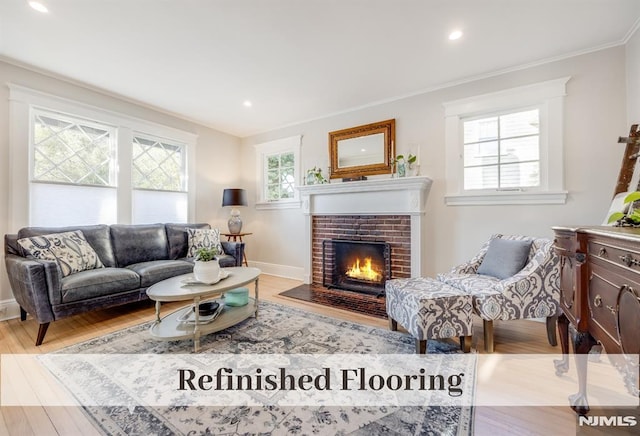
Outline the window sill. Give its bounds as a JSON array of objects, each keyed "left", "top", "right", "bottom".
[
  {"left": 445, "top": 190, "right": 568, "bottom": 206},
  {"left": 255, "top": 200, "right": 302, "bottom": 210}
]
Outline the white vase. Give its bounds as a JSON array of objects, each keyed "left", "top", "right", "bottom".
[{"left": 193, "top": 259, "right": 221, "bottom": 284}]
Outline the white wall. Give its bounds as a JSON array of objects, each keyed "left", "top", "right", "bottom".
[
  {"left": 241, "top": 46, "right": 628, "bottom": 278},
  {"left": 0, "top": 60, "right": 241, "bottom": 313},
  {"left": 0, "top": 43, "right": 632, "bottom": 313},
  {"left": 626, "top": 29, "right": 640, "bottom": 125}
]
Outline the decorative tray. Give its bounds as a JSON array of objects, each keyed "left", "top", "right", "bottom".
[
  {"left": 177, "top": 300, "right": 225, "bottom": 324},
  {"left": 181, "top": 270, "right": 230, "bottom": 285}
]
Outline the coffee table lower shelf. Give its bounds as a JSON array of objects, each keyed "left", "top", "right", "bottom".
[{"left": 149, "top": 298, "right": 257, "bottom": 349}]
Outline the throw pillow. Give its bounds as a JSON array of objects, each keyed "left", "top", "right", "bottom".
[
  {"left": 477, "top": 238, "right": 533, "bottom": 280},
  {"left": 187, "top": 228, "right": 224, "bottom": 258},
  {"left": 17, "top": 230, "right": 105, "bottom": 277}
]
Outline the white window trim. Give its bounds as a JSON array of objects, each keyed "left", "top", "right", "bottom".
[
  {"left": 8, "top": 84, "right": 198, "bottom": 227},
  {"left": 254, "top": 135, "right": 302, "bottom": 210},
  {"left": 443, "top": 77, "right": 570, "bottom": 206}
]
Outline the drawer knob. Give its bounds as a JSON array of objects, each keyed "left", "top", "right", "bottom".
[
  {"left": 593, "top": 294, "right": 602, "bottom": 307},
  {"left": 598, "top": 247, "right": 607, "bottom": 257},
  {"left": 619, "top": 253, "right": 640, "bottom": 267}
]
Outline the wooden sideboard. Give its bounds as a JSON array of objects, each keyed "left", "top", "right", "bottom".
[{"left": 552, "top": 226, "right": 640, "bottom": 414}]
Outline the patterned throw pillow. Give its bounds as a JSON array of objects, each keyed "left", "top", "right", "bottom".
[
  {"left": 17, "top": 230, "right": 105, "bottom": 277},
  {"left": 187, "top": 228, "right": 224, "bottom": 258}
]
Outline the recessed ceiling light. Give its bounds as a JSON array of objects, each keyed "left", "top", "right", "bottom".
[
  {"left": 29, "top": 1, "right": 48, "bottom": 13},
  {"left": 243, "top": 100, "right": 252, "bottom": 108},
  {"left": 449, "top": 30, "right": 463, "bottom": 41}
]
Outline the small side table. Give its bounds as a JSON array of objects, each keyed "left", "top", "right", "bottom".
[{"left": 222, "top": 232, "right": 252, "bottom": 267}]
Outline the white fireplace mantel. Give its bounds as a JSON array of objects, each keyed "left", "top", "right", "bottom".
[{"left": 297, "top": 176, "right": 433, "bottom": 283}]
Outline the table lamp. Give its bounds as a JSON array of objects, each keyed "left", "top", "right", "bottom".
[{"left": 222, "top": 188, "right": 248, "bottom": 234}]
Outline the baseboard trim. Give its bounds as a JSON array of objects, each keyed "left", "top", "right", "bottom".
[
  {"left": 248, "top": 261, "right": 305, "bottom": 281},
  {"left": 0, "top": 298, "right": 21, "bottom": 321}
]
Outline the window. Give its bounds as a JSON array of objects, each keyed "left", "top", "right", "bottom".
[
  {"left": 131, "top": 134, "right": 188, "bottom": 224},
  {"left": 266, "top": 151, "right": 295, "bottom": 201},
  {"left": 463, "top": 108, "right": 540, "bottom": 190},
  {"left": 9, "top": 84, "right": 196, "bottom": 227},
  {"left": 33, "top": 111, "right": 116, "bottom": 186},
  {"left": 444, "top": 77, "right": 569, "bottom": 205},
  {"left": 254, "top": 135, "right": 301, "bottom": 209},
  {"left": 132, "top": 135, "right": 186, "bottom": 191},
  {"left": 30, "top": 109, "right": 118, "bottom": 225}
]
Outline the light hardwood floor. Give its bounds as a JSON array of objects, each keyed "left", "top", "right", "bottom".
[{"left": 0, "top": 273, "right": 602, "bottom": 435}]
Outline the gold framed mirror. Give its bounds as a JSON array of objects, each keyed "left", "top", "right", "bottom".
[{"left": 328, "top": 119, "right": 395, "bottom": 179}]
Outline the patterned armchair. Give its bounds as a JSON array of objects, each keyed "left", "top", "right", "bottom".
[{"left": 436, "top": 234, "right": 561, "bottom": 352}]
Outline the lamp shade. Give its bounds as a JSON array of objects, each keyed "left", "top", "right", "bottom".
[{"left": 222, "top": 188, "right": 248, "bottom": 207}]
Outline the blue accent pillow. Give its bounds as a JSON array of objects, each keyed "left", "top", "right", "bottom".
[{"left": 477, "top": 238, "right": 532, "bottom": 280}]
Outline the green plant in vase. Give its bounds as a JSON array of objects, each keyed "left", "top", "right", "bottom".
[
  {"left": 608, "top": 191, "right": 640, "bottom": 226},
  {"left": 306, "top": 166, "right": 327, "bottom": 184},
  {"left": 194, "top": 247, "right": 221, "bottom": 284},
  {"left": 195, "top": 247, "right": 220, "bottom": 261},
  {"left": 392, "top": 153, "right": 418, "bottom": 177}
]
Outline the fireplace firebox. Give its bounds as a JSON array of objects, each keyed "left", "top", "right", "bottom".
[{"left": 322, "top": 239, "right": 391, "bottom": 296}]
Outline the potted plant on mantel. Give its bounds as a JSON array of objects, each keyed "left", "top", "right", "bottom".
[
  {"left": 193, "top": 247, "right": 221, "bottom": 284},
  {"left": 392, "top": 153, "right": 418, "bottom": 177}
]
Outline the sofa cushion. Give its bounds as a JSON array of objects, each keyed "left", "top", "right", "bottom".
[
  {"left": 18, "top": 230, "right": 105, "bottom": 277},
  {"left": 110, "top": 224, "right": 169, "bottom": 267},
  {"left": 165, "top": 223, "right": 211, "bottom": 260},
  {"left": 126, "top": 260, "right": 193, "bottom": 288},
  {"left": 477, "top": 238, "right": 532, "bottom": 280},
  {"left": 187, "top": 228, "right": 224, "bottom": 258},
  {"left": 60, "top": 267, "right": 140, "bottom": 304},
  {"left": 18, "top": 224, "right": 116, "bottom": 267}
]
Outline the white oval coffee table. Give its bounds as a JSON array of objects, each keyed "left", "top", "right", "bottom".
[{"left": 146, "top": 267, "right": 261, "bottom": 352}]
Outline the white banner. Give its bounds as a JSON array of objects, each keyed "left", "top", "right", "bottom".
[{"left": 1, "top": 353, "right": 637, "bottom": 408}]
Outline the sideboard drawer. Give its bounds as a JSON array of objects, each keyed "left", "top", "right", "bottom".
[{"left": 588, "top": 238, "right": 640, "bottom": 276}]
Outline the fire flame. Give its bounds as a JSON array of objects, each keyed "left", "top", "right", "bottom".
[{"left": 346, "top": 257, "right": 382, "bottom": 282}]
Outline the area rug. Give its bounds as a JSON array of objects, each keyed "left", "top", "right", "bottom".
[
  {"left": 42, "top": 301, "right": 474, "bottom": 435},
  {"left": 279, "top": 284, "right": 387, "bottom": 318}
]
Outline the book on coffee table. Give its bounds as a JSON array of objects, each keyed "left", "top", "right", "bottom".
[{"left": 176, "top": 300, "right": 224, "bottom": 324}]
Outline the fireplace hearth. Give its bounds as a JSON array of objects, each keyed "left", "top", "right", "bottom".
[{"left": 322, "top": 239, "right": 390, "bottom": 296}]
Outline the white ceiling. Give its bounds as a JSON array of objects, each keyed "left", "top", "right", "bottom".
[{"left": 2, "top": 0, "right": 640, "bottom": 137}]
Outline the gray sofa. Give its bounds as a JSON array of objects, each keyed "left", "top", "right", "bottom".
[{"left": 4, "top": 223, "right": 244, "bottom": 345}]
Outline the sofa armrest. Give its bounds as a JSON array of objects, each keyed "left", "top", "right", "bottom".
[
  {"left": 221, "top": 241, "right": 245, "bottom": 267},
  {"left": 4, "top": 254, "right": 57, "bottom": 323}
]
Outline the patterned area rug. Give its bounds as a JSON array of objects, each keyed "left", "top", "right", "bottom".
[{"left": 43, "top": 301, "right": 474, "bottom": 435}]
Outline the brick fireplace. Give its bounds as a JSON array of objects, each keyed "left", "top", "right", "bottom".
[
  {"left": 312, "top": 215, "right": 410, "bottom": 291},
  {"left": 298, "top": 176, "right": 432, "bottom": 285}
]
